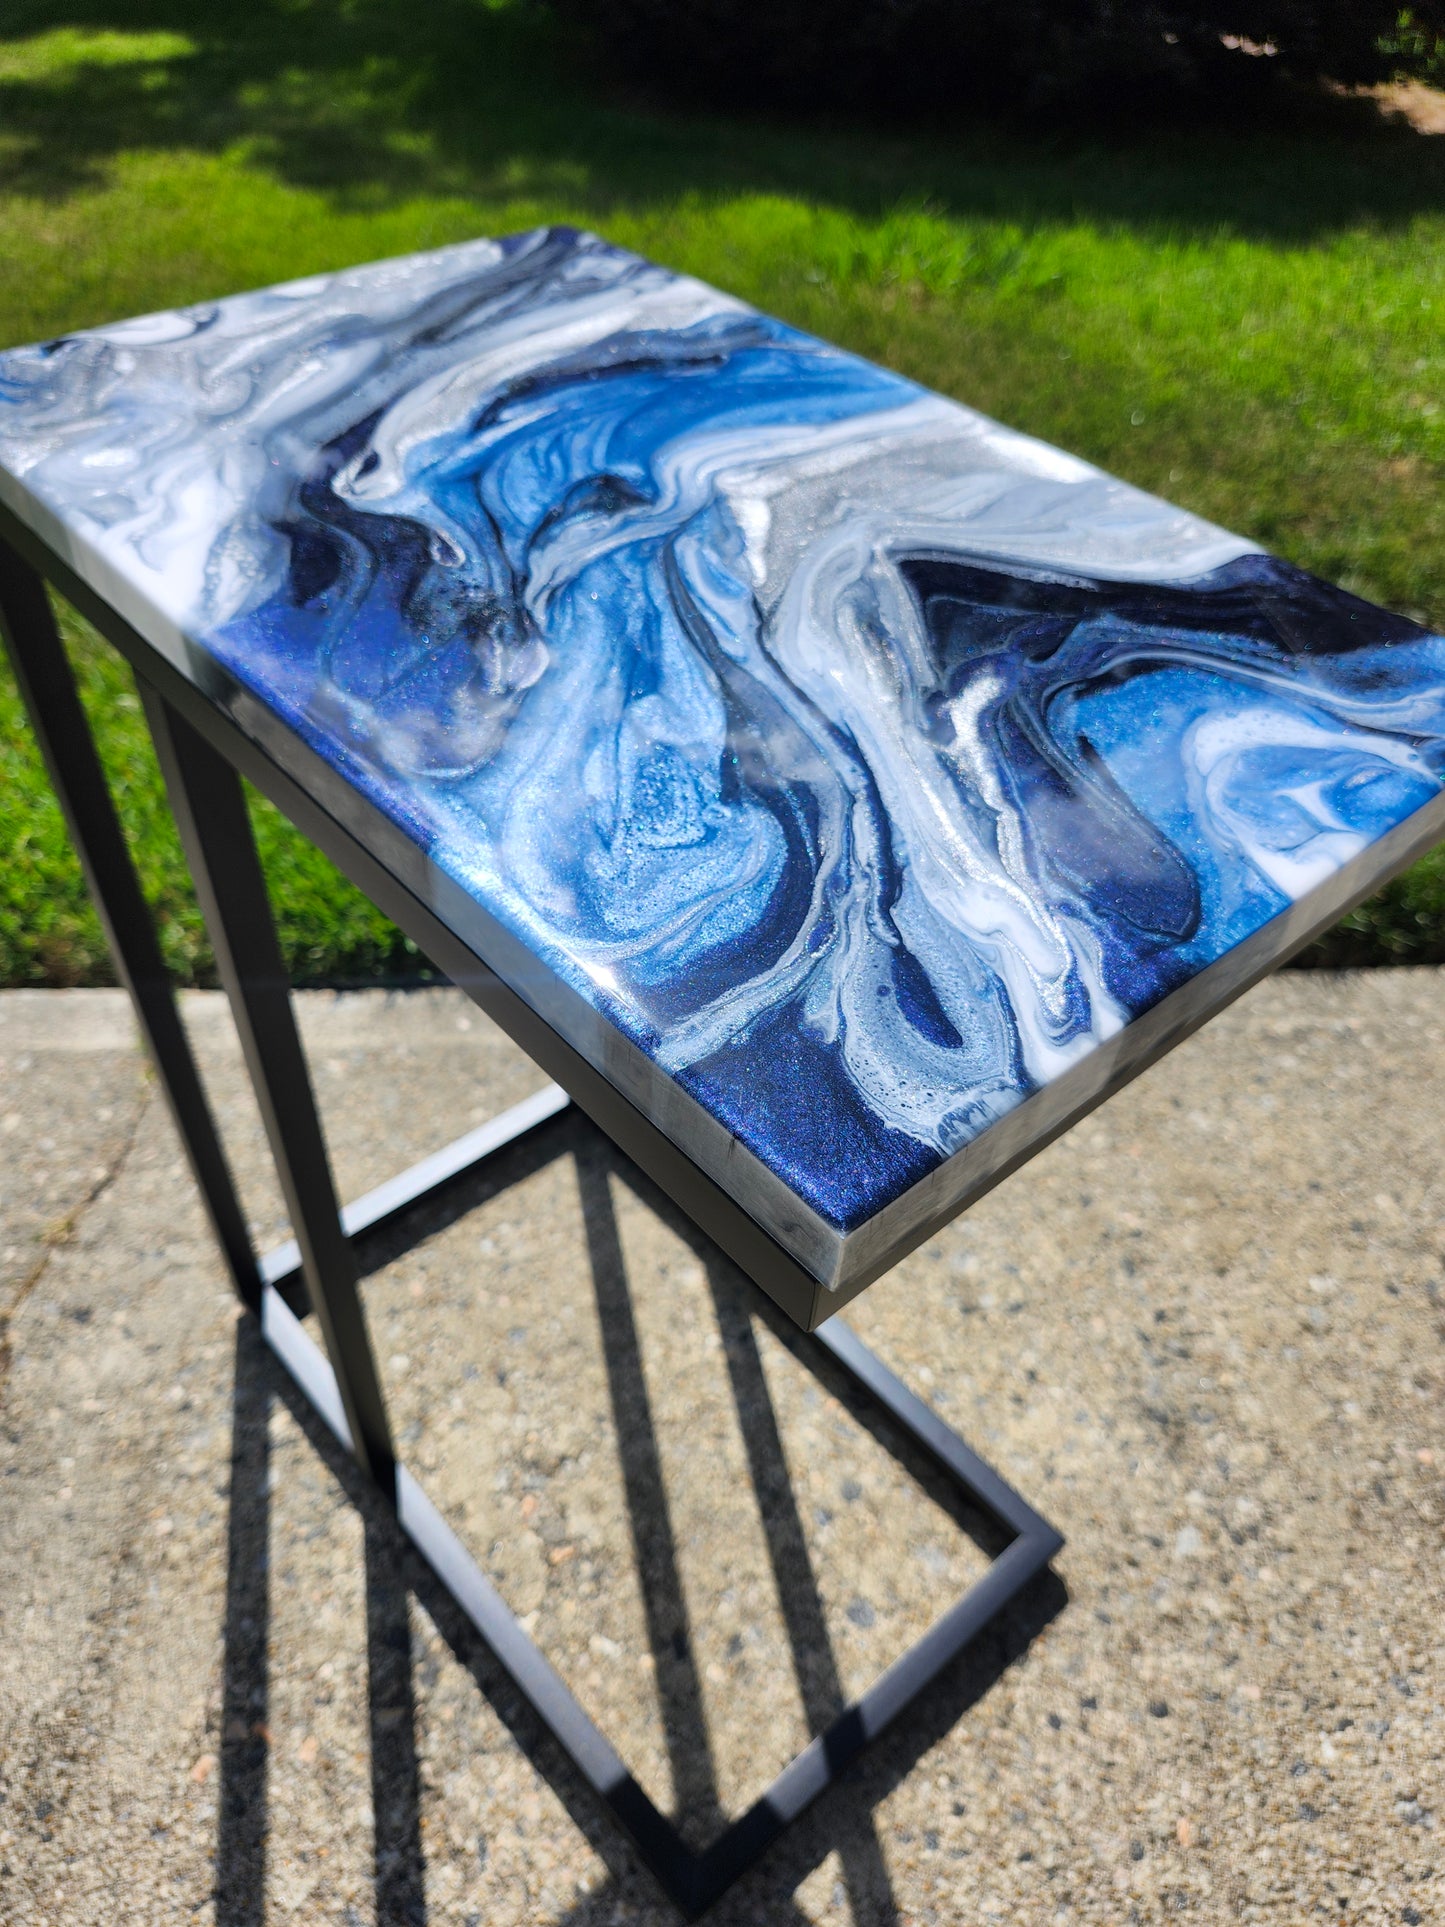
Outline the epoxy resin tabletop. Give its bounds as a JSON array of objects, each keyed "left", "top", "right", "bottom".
[{"left": 4, "top": 227, "right": 1443, "bottom": 1291}]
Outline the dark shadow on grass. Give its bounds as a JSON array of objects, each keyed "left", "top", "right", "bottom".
[{"left": 0, "top": 0, "right": 1442, "bottom": 248}]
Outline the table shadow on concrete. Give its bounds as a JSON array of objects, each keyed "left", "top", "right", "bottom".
[
  {"left": 216, "top": 1319, "right": 427, "bottom": 1927},
  {"left": 215, "top": 1115, "right": 1066, "bottom": 1923}
]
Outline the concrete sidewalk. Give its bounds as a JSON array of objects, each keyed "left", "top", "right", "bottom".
[{"left": 0, "top": 974, "right": 1440, "bottom": 1925}]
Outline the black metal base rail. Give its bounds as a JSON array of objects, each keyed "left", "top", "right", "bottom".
[
  {"left": 257, "top": 1093, "right": 1064, "bottom": 1920},
  {"left": 257, "top": 1080, "right": 573, "bottom": 1303}
]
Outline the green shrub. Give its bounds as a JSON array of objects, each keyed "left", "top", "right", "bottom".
[
  {"left": 1379, "top": 6, "right": 1445, "bottom": 84},
  {"left": 549, "top": 0, "right": 1445, "bottom": 111}
]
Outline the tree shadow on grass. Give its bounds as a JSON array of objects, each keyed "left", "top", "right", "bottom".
[{"left": 0, "top": 0, "right": 1442, "bottom": 243}]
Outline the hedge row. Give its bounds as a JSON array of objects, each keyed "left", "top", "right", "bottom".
[{"left": 548, "top": 1, "right": 1445, "bottom": 111}]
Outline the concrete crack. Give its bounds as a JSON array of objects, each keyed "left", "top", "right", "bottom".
[{"left": 0, "top": 1076, "right": 152, "bottom": 1400}]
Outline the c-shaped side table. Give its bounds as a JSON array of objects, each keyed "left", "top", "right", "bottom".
[
  {"left": 4, "top": 228, "right": 1444, "bottom": 1913},
  {"left": 0, "top": 538, "right": 1063, "bottom": 1916}
]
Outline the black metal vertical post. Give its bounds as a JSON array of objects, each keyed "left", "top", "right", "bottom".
[
  {"left": 0, "top": 538, "right": 260, "bottom": 1305},
  {"left": 140, "top": 682, "right": 397, "bottom": 1500}
]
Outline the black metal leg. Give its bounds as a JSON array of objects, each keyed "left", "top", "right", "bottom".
[
  {"left": 140, "top": 681, "right": 397, "bottom": 1500},
  {"left": 0, "top": 539, "right": 260, "bottom": 1305}
]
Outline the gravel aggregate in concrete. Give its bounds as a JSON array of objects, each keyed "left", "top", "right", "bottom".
[{"left": 0, "top": 975, "right": 1441, "bottom": 1925}]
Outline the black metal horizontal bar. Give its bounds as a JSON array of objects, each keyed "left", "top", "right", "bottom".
[
  {"left": 256, "top": 1268, "right": 1061, "bottom": 1918},
  {"left": 813, "top": 1316, "right": 1064, "bottom": 1549},
  {"left": 258, "top": 1082, "right": 573, "bottom": 1295},
  {"left": 692, "top": 1533, "right": 1055, "bottom": 1911}
]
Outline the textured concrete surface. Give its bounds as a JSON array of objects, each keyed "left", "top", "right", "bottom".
[{"left": 0, "top": 973, "right": 1441, "bottom": 1925}]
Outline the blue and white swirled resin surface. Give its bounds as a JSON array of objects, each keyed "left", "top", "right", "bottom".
[{"left": 4, "top": 226, "right": 1443, "bottom": 1274}]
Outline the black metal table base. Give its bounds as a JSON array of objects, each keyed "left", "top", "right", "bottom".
[
  {"left": 255, "top": 1089, "right": 1062, "bottom": 1919},
  {"left": 0, "top": 541, "right": 1063, "bottom": 1919}
]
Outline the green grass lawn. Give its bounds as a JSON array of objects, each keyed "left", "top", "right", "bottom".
[{"left": 3, "top": 0, "right": 1445, "bottom": 983}]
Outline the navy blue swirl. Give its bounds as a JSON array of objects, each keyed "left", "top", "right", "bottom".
[{"left": 164, "top": 255, "right": 1445, "bottom": 1233}]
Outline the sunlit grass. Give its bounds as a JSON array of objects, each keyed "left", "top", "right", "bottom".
[
  {"left": 0, "top": 24, "right": 196, "bottom": 78},
  {"left": 2, "top": 0, "right": 1443, "bottom": 982}
]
